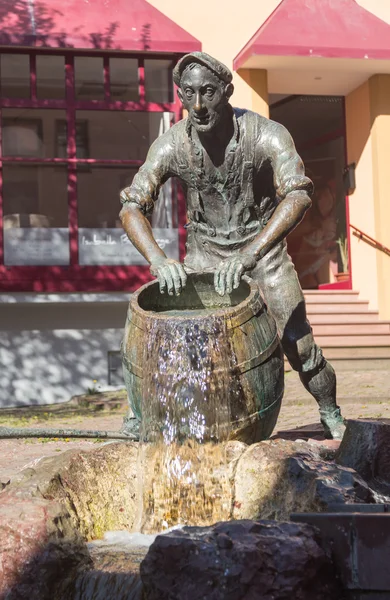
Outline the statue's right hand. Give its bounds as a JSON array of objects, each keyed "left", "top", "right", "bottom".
[{"left": 150, "top": 258, "right": 187, "bottom": 296}]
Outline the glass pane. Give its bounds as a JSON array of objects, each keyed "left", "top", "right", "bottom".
[
  {"left": 78, "top": 166, "right": 178, "bottom": 265},
  {"left": 78, "top": 166, "right": 136, "bottom": 228},
  {"left": 287, "top": 141, "right": 346, "bottom": 288},
  {"left": 3, "top": 164, "right": 69, "bottom": 266},
  {"left": 271, "top": 95, "right": 347, "bottom": 288},
  {"left": 271, "top": 95, "right": 344, "bottom": 148},
  {"left": 110, "top": 57, "right": 138, "bottom": 102},
  {"left": 145, "top": 59, "right": 173, "bottom": 103},
  {"left": 36, "top": 55, "right": 65, "bottom": 100},
  {"left": 0, "top": 54, "right": 30, "bottom": 99},
  {"left": 76, "top": 110, "right": 173, "bottom": 160},
  {"left": 2, "top": 108, "right": 66, "bottom": 158},
  {"left": 75, "top": 57, "right": 104, "bottom": 100}
]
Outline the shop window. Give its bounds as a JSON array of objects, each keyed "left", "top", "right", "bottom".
[
  {"left": 77, "top": 163, "right": 178, "bottom": 266},
  {"left": 110, "top": 58, "right": 138, "bottom": 102},
  {"left": 36, "top": 55, "right": 65, "bottom": 100},
  {"left": 145, "top": 59, "right": 173, "bottom": 103},
  {"left": 0, "top": 54, "right": 30, "bottom": 99},
  {"left": 2, "top": 108, "right": 67, "bottom": 158},
  {"left": 77, "top": 166, "right": 140, "bottom": 265},
  {"left": 2, "top": 164, "right": 69, "bottom": 266},
  {"left": 75, "top": 110, "right": 162, "bottom": 161},
  {"left": 0, "top": 50, "right": 181, "bottom": 288},
  {"left": 75, "top": 56, "right": 104, "bottom": 100}
]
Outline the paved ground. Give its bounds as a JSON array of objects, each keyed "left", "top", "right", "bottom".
[{"left": 0, "top": 369, "right": 389, "bottom": 485}]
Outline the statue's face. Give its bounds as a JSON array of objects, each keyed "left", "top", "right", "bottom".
[{"left": 178, "top": 64, "right": 231, "bottom": 133}]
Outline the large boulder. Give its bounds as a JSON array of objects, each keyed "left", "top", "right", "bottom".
[
  {"left": 0, "top": 492, "right": 90, "bottom": 600},
  {"left": 232, "top": 439, "right": 380, "bottom": 521},
  {"left": 0, "top": 442, "right": 138, "bottom": 599},
  {"left": 8, "top": 441, "right": 138, "bottom": 539},
  {"left": 336, "top": 419, "right": 390, "bottom": 496},
  {"left": 141, "top": 520, "right": 345, "bottom": 600}
]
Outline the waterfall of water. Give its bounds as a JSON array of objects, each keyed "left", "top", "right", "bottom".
[{"left": 137, "top": 315, "right": 237, "bottom": 533}]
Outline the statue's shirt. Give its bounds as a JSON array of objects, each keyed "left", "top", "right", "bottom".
[{"left": 120, "top": 108, "right": 313, "bottom": 270}]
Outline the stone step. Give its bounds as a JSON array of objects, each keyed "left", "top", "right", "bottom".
[
  {"left": 306, "top": 301, "right": 370, "bottom": 314},
  {"left": 304, "top": 289, "right": 358, "bottom": 294},
  {"left": 304, "top": 296, "right": 368, "bottom": 305},
  {"left": 304, "top": 291, "right": 360, "bottom": 303},
  {"left": 324, "top": 345, "right": 390, "bottom": 359},
  {"left": 284, "top": 346, "right": 390, "bottom": 370},
  {"left": 326, "top": 357, "right": 390, "bottom": 370},
  {"left": 312, "top": 322, "right": 390, "bottom": 335},
  {"left": 315, "top": 334, "right": 390, "bottom": 347},
  {"left": 308, "top": 312, "right": 380, "bottom": 324}
]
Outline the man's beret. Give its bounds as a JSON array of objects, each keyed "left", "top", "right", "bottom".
[{"left": 173, "top": 52, "right": 233, "bottom": 87}]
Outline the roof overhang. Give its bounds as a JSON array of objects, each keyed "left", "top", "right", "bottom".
[
  {"left": 234, "top": 0, "right": 390, "bottom": 95},
  {"left": 0, "top": 0, "right": 201, "bottom": 53},
  {"left": 241, "top": 55, "right": 390, "bottom": 96}
]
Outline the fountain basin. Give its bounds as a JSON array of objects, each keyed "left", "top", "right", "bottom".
[
  {"left": 122, "top": 273, "right": 285, "bottom": 443},
  {"left": 1, "top": 421, "right": 390, "bottom": 598}
]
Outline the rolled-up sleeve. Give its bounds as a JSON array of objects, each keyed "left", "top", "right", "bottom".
[
  {"left": 264, "top": 121, "right": 314, "bottom": 200},
  {"left": 120, "top": 134, "right": 174, "bottom": 216}
]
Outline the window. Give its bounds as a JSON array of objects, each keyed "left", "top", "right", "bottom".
[
  {"left": 3, "top": 164, "right": 69, "bottom": 266},
  {"left": 0, "top": 54, "right": 30, "bottom": 98},
  {"left": 0, "top": 51, "right": 180, "bottom": 289},
  {"left": 36, "top": 55, "right": 65, "bottom": 100},
  {"left": 110, "top": 58, "right": 138, "bottom": 102},
  {"left": 75, "top": 110, "right": 153, "bottom": 161},
  {"left": 3, "top": 108, "right": 67, "bottom": 158},
  {"left": 108, "top": 351, "right": 124, "bottom": 386},
  {"left": 145, "top": 59, "right": 174, "bottom": 103},
  {"left": 75, "top": 56, "right": 104, "bottom": 100}
]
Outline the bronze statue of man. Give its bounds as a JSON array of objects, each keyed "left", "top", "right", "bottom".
[{"left": 120, "top": 51, "right": 345, "bottom": 440}]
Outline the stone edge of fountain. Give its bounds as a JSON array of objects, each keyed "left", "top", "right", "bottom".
[{"left": 0, "top": 441, "right": 138, "bottom": 600}]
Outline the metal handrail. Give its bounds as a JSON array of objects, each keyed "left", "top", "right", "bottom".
[{"left": 350, "top": 225, "right": 390, "bottom": 257}]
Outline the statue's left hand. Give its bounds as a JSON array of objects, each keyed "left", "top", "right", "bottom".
[{"left": 214, "top": 253, "right": 257, "bottom": 296}]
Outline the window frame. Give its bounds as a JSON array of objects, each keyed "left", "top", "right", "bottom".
[{"left": 0, "top": 49, "right": 185, "bottom": 292}]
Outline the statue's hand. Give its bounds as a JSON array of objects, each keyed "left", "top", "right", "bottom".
[
  {"left": 150, "top": 258, "right": 187, "bottom": 296},
  {"left": 214, "top": 253, "right": 257, "bottom": 296}
]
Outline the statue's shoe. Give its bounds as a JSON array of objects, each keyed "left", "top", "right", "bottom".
[
  {"left": 121, "top": 416, "right": 140, "bottom": 440},
  {"left": 320, "top": 408, "right": 346, "bottom": 440}
]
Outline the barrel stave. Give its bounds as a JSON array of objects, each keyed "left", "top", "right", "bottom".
[{"left": 229, "top": 307, "right": 284, "bottom": 443}]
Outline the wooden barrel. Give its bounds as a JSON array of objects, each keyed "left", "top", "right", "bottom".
[{"left": 121, "top": 273, "right": 284, "bottom": 444}]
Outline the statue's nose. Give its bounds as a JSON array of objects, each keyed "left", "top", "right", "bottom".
[{"left": 193, "top": 92, "right": 204, "bottom": 112}]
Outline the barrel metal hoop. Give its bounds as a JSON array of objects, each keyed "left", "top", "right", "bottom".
[
  {"left": 226, "top": 296, "right": 264, "bottom": 330},
  {"left": 257, "top": 392, "right": 284, "bottom": 417},
  {"left": 124, "top": 330, "right": 280, "bottom": 380},
  {"left": 122, "top": 355, "right": 143, "bottom": 379},
  {"left": 235, "top": 332, "right": 280, "bottom": 374},
  {"left": 129, "top": 295, "right": 264, "bottom": 332},
  {"left": 228, "top": 391, "right": 284, "bottom": 432},
  {"left": 127, "top": 311, "right": 149, "bottom": 332}
]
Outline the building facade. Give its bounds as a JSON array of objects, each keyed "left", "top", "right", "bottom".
[{"left": 1, "top": 0, "right": 389, "bottom": 406}]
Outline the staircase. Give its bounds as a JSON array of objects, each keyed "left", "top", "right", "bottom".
[{"left": 303, "top": 290, "right": 390, "bottom": 370}]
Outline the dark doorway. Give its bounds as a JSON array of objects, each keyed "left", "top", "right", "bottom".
[{"left": 270, "top": 95, "right": 349, "bottom": 289}]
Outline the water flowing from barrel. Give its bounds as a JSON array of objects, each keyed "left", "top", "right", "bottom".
[{"left": 137, "top": 314, "right": 237, "bottom": 533}]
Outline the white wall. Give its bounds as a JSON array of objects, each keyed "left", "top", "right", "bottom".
[{"left": 0, "top": 296, "right": 129, "bottom": 407}]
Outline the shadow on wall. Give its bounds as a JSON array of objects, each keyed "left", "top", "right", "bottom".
[
  {"left": 0, "top": 328, "right": 124, "bottom": 407},
  {"left": 0, "top": 301, "right": 129, "bottom": 408},
  {"left": 0, "top": 1, "right": 151, "bottom": 51}
]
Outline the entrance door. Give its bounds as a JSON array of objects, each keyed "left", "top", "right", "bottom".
[{"left": 270, "top": 95, "right": 350, "bottom": 290}]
